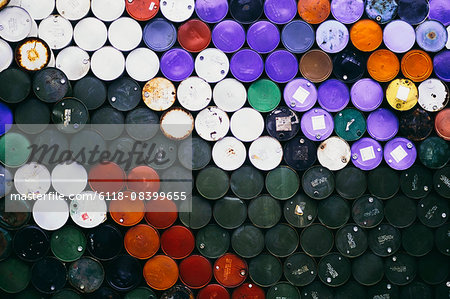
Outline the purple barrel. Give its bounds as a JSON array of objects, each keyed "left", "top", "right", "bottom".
[
  {"left": 230, "top": 49, "right": 264, "bottom": 82},
  {"left": 429, "top": 0, "right": 450, "bottom": 26},
  {"left": 367, "top": 108, "right": 399, "bottom": 141},
  {"left": 316, "top": 20, "right": 349, "bottom": 53},
  {"left": 416, "top": 20, "right": 448, "bottom": 52},
  {"left": 265, "top": 50, "right": 298, "bottom": 83},
  {"left": 264, "top": 0, "right": 297, "bottom": 24},
  {"left": 384, "top": 137, "right": 417, "bottom": 170},
  {"left": 383, "top": 20, "right": 416, "bottom": 53},
  {"left": 195, "top": 0, "right": 229, "bottom": 23},
  {"left": 351, "top": 137, "right": 383, "bottom": 170},
  {"left": 433, "top": 50, "right": 450, "bottom": 82},
  {"left": 0, "top": 101, "right": 13, "bottom": 135},
  {"left": 281, "top": 20, "right": 315, "bottom": 53},
  {"left": 350, "top": 78, "right": 383, "bottom": 111},
  {"left": 331, "top": 0, "right": 364, "bottom": 24},
  {"left": 212, "top": 20, "right": 246, "bottom": 53},
  {"left": 247, "top": 21, "right": 280, "bottom": 54},
  {"left": 317, "top": 79, "right": 350, "bottom": 112},
  {"left": 160, "top": 48, "right": 194, "bottom": 82},
  {"left": 301, "top": 108, "right": 334, "bottom": 141},
  {"left": 284, "top": 78, "right": 318, "bottom": 112}
]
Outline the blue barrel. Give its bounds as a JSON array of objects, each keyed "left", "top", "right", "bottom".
[
  {"left": 195, "top": 0, "right": 228, "bottom": 23},
  {"left": 143, "top": 18, "right": 177, "bottom": 52},
  {"left": 247, "top": 21, "right": 280, "bottom": 54},
  {"left": 160, "top": 48, "right": 194, "bottom": 82},
  {"left": 416, "top": 20, "right": 448, "bottom": 52},
  {"left": 230, "top": 49, "right": 264, "bottom": 82},
  {"left": 265, "top": 50, "right": 297, "bottom": 83},
  {"left": 281, "top": 21, "right": 315, "bottom": 53}
]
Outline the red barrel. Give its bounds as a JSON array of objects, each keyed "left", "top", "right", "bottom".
[
  {"left": 127, "top": 166, "right": 160, "bottom": 193},
  {"left": 197, "top": 284, "right": 230, "bottom": 299},
  {"left": 178, "top": 19, "right": 211, "bottom": 53},
  {"left": 126, "top": 0, "right": 160, "bottom": 21},
  {"left": 88, "top": 161, "right": 125, "bottom": 194},
  {"left": 213, "top": 253, "right": 248, "bottom": 288},
  {"left": 161, "top": 225, "right": 195, "bottom": 259},
  {"left": 179, "top": 255, "right": 213, "bottom": 289},
  {"left": 144, "top": 197, "right": 178, "bottom": 229},
  {"left": 232, "top": 283, "right": 265, "bottom": 299}
]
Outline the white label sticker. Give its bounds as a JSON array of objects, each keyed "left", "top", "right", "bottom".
[
  {"left": 396, "top": 85, "right": 410, "bottom": 102},
  {"left": 149, "top": 2, "right": 156, "bottom": 10},
  {"left": 311, "top": 115, "right": 326, "bottom": 131},
  {"left": 390, "top": 145, "right": 408, "bottom": 163},
  {"left": 360, "top": 146, "right": 375, "bottom": 161},
  {"left": 292, "top": 86, "right": 310, "bottom": 104}
]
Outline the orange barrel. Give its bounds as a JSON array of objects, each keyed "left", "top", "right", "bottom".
[
  {"left": 214, "top": 253, "right": 248, "bottom": 288},
  {"left": 143, "top": 255, "right": 178, "bottom": 290},
  {"left": 297, "top": 0, "right": 330, "bottom": 24},
  {"left": 109, "top": 191, "right": 145, "bottom": 226},
  {"left": 179, "top": 255, "right": 213, "bottom": 289},
  {"left": 367, "top": 49, "right": 400, "bottom": 82},
  {"left": 401, "top": 50, "right": 433, "bottom": 82},
  {"left": 435, "top": 108, "right": 450, "bottom": 140},
  {"left": 232, "top": 283, "right": 265, "bottom": 299},
  {"left": 161, "top": 225, "right": 195, "bottom": 259},
  {"left": 127, "top": 165, "right": 160, "bottom": 193},
  {"left": 88, "top": 161, "right": 125, "bottom": 194},
  {"left": 124, "top": 224, "right": 160, "bottom": 259},
  {"left": 144, "top": 197, "right": 178, "bottom": 229},
  {"left": 350, "top": 19, "right": 382, "bottom": 52}
]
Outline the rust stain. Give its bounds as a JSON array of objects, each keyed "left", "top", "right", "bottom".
[{"left": 143, "top": 77, "right": 176, "bottom": 111}]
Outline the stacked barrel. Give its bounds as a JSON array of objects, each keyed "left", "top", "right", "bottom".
[{"left": 0, "top": 0, "right": 449, "bottom": 298}]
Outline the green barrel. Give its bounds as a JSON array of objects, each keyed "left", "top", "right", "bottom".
[
  {"left": 30, "top": 256, "right": 67, "bottom": 294},
  {"left": 0, "top": 68, "right": 31, "bottom": 103},
  {"left": 230, "top": 166, "right": 264, "bottom": 199},
  {"left": 335, "top": 167, "right": 367, "bottom": 199},
  {"left": 300, "top": 224, "right": 334, "bottom": 257},
  {"left": 384, "top": 253, "right": 417, "bottom": 285},
  {"left": 335, "top": 224, "right": 368, "bottom": 258},
  {"left": 400, "top": 281, "right": 432, "bottom": 299},
  {"left": 178, "top": 137, "right": 211, "bottom": 170},
  {"left": 52, "top": 289, "right": 82, "bottom": 299},
  {"left": 248, "top": 195, "right": 281, "bottom": 228},
  {"left": 334, "top": 280, "right": 367, "bottom": 299},
  {"left": 51, "top": 98, "right": 89, "bottom": 134},
  {"left": 302, "top": 281, "right": 333, "bottom": 299},
  {"left": 249, "top": 253, "right": 283, "bottom": 287},
  {"left": 351, "top": 252, "right": 384, "bottom": 286},
  {"left": 213, "top": 197, "right": 247, "bottom": 229},
  {"left": 384, "top": 195, "right": 417, "bottom": 228},
  {"left": 367, "top": 167, "right": 399, "bottom": 200},
  {"left": 196, "top": 166, "right": 229, "bottom": 200},
  {"left": 400, "top": 165, "right": 432, "bottom": 199},
  {"left": 418, "top": 136, "right": 449, "bottom": 169},
  {"left": 318, "top": 253, "right": 351, "bottom": 287},
  {"left": 247, "top": 79, "right": 281, "bottom": 112},
  {"left": 265, "top": 223, "right": 298, "bottom": 257},
  {"left": 265, "top": 166, "right": 299, "bottom": 200},
  {"left": 73, "top": 76, "right": 107, "bottom": 110},
  {"left": 283, "top": 193, "right": 317, "bottom": 228},
  {"left": 334, "top": 108, "right": 366, "bottom": 141},
  {"left": 125, "top": 287, "right": 157, "bottom": 299},
  {"left": 51, "top": 226, "right": 87, "bottom": 262},
  {"left": 195, "top": 224, "right": 230, "bottom": 259},
  {"left": 367, "top": 282, "right": 399, "bottom": 299},
  {"left": 418, "top": 251, "right": 449, "bottom": 285},
  {"left": 90, "top": 106, "right": 125, "bottom": 141},
  {"left": 302, "top": 165, "right": 335, "bottom": 199},
  {"left": 143, "top": 134, "right": 178, "bottom": 170},
  {"left": 267, "top": 282, "right": 301, "bottom": 299},
  {"left": 33, "top": 68, "right": 71, "bottom": 103},
  {"left": 351, "top": 195, "right": 384, "bottom": 228},
  {"left": 0, "top": 132, "right": 31, "bottom": 167},
  {"left": 368, "top": 224, "right": 401, "bottom": 257},
  {"left": 159, "top": 165, "right": 192, "bottom": 194},
  {"left": 417, "top": 193, "right": 449, "bottom": 228},
  {"left": 0, "top": 200, "right": 31, "bottom": 230},
  {"left": 0, "top": 227, "right": 12, "bottom": 261},
  {"left": 179, "top": 196, "right": 212, "bottom": 229},
  {"left": 435, "top": 222, "right": 450, "bottom": 256},
  {"left": 14, "top": 98, "right": 50, "bottom": 134},
  {"left": 433, "top": 166, "right": 450, "bottom": 199},
  {"left": 231, "top": 224, "right": 264, "bottom": 258},
  {"left": 283, "top": 253, "right": 317, "bottom": 287},
  {"left": 317, "top": 195, "right": 350, "bottom": 229},
  {"left": 402, "top": 223, "right": 434, "bottom": 257},
  {"left": 0, "top": 257, "right": 31, "bottom": 293},
  {"left": 68, "top": 257, "right": 104, "bottom": 293}
]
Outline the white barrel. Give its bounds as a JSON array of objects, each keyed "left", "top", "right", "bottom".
[
  {"left": 248, "top": 136, "right": 283, "bottom": 171},
  {"left": 160, "top": 0, "right": 195, "bottom": 22},
  {"left": 195, "top": 48, "right": 229, "bottom": 83},
  {"left": 91, "top": 0, "right": 125, "bottom": 22},
  {"left": 0, "top": 38, "right": 13, "bottom": 72},
  {"left": 142, "top": 77, "right": 176, "bottom": 111},
  {"left": 160, "top": 107, "right": 195, "bottom": 140},
  {"left": 0, "top": 6, "right": 32, "bottom": 42},
  {"left": 177, "top": 76, "right": 212, "bottom": 111},
  {"left": 16, "top": 38, "right": 50, "bottom": 71},
  {"left": 195, "top": 106, "right": 229, "bottom": 141},
  {"left": 51, "top": 162, "right": 87, "bottom": 196},
  {"left": 38, "top": 14, "right": 73, "bottom": 50},
  {"left": 8, "top": 0, "right": 55, "bottom": 20},
  {"left": 230, "top": 107, "right": 264, "bottom": 142},
  {"left": 212, "top": 136, "right": 246, "bottom": 171},
  {"left": 317, "top": 136, "right": 351, "bottom": 171},
  {"left": 108, "top": 17, "right": 142, "bottom": 52},
  {"left": 91, "top": 46, "right": 125, "bottom": 81},
  {"left": 32, "top": 195, "right": 69, "bottom": 231},
  {"left": 14, "top": 163, "right": 51, "bottom": 197},
  {"left": 69, "top": 191, "right": 107, "bottom": 228},
  {"left": 126, "top": 47, "right": 160, "bottom": 82},
  {"left": 27, "top": 18, "right": 38, "bottom": 37},
  {"left": 56, "top": 0, "right": 90, "bottom": 20},
  {"left": 73, "top": 17, "right": 107, "bottom": 52},
  {"left": 418, "top": 78, "right": 449, "bottom": 112},
  {"left": 47, "top": 49, "right": 56, "bottom": 67},
  {"left": 213, "top": 78, "right": 247, "bottom": 112},
  {"left": 56, "top": 46, "right": 90, "bottom": 81}
]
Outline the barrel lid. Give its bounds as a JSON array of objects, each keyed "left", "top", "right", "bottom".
[
  {"left": 265, "top": 50, "right": 297, "bottom": 83},
  {"left": 0, "top": 257, "right": 31, "bottom": 293},
  {"left": 365, "top": 0, "right": 398, "bottom": 23},
  {"left": 368, "top": 166, "right": 399, "bottom": 199},
  {"left": 335, "top": 281, "right": 367, "bottom": 299},
  {"left": 281, "top": 21, "right": 314, "bottom": 55},
  {"left": 0, "top": 132, "right": 31, "bottom": 167},
  {"left": 433, "top": 50, "right": 450, "bottom": 82},
  {"left": 435, "top": 109, "right": 450, "bottom": 140},
  {"left": 231, "top": 224, "right": 264, "bottom": 258},
  {"left": 400, "top": 165, "right": 432, "bottom": 199},
  {"left": 160, "top": 285, "right": 193, "bottom": 299},
  {"left": 369, "top": 224, "right": 401, "bottom": 257},
  {"left": 248, "top": 254, "right": 282, "bottom": 287},
  {"left": 38, "top": 15, "right": 73, "bottom": 50},
  {"left": 88, "top": 162, "right": 125, "bottom": 194},
  {"left": 88, "top": 287, "right": 120, "bottom": 299},
  {"left": 91, "top": 47, "right": 125, "bottom": 81},
  {"left": 229, "top": 0, "right": 263, "bottom": 24},
  {"left": 196, "top": 224, "right": 229, "bottom": 258},
  {"left": 0, "top": 165, "right": 13, "bottom": 198},
  {"left": 105, "top": 255, "right": 141, "bottom": 292},
  {"left": 318, "top": 79, "right": 350, "bottom": 112},
  {"left": 126, "top": 0, "right": 159, "bottom": 21},
  {"left": 367, "top": 108, "right": 399, "bottom": 141},
  {"left": 298, "top": 0, "right": 330, "bottom": 24},
  {"left": 248, "top": 195, "right": 281, "bottom": 228},
  {"left": 418, "top": 251, "right": 449, "bottom": 285},
  {"left": 435, "top": 222, "right": 450, "bottom": 255},
  {"left": 434, "top": 166, "right": 450, "bottom": 198},
  {"left": 143, "top": 197, "right": 177, "bottom": 229},
  {"left": 300, "top": 49, "right": 332, "bottom": 83},
  {"left": 335, "top": 167, "right": 366, "bottom": 199},
  {"left": 350, "top": 19, "right": 382, "bottom": 52},
  {"left": 212, "top": 137, "right": 246, "bottom": 171},
  {"left": 283, "top": 136, "right": 317, "bottom": 171},
  {"left": 161, "top": 48, "right": 194, "bottom": 82},
  {"left": 336, "top": 224, "right": 368, "bottom": 257},
  {"left": 213, "top": 197, "right": 247, "bottom": 229},
  {"left": 248, "top": 79, "right": 281, "bottom": 112},
  {"left": 265, "top": 223, "right": 299, "bottom": 257},
  {"left": 15, "top": 97, "right": 50, "bottom": 134},
  {"left": 13, "top": 163, "right": 50, "bottom": 197},
  {"left": 384, "top": 137, "right": 417, "bottom": 170},
  {"left": 317, "top": 136, "right": 351, "bottom": 171},
  {"left": 195, "top": 0, "right": 227, "bottom": 23},
  {"left": 248, "top": 136, "right": 283, "bottom": 171},
  {"left": 0, "top": 38, "right": 13, "bottom": 72},
  {"left": 86, "top": 224, "right": 123, "bottom": 261},
  {"left": 230, "top": 108, "right": 264, "bottom": 143},
  {"left": 335, "top": 108, "right": 366, "bottom": 142},
  {"left": 418, "top": 193, "right": 449, "bottom": 227},
  {"left": 73, "top": 76, "right": 106, "bottom": 110},
  {"left": 230, "top": 166, "right": 264, "bottom": 199},
  {"left": 33, "top": 67, "right": 70, "bottom": 104},
  {"left": 32, "top": 196, "right": 69, "bottom": 231},
  {"left": 368, "top": 281, "right": 399, "bottom": 299},
  {"left": 52, "top": 97, "right": 89, "bottom": 134},
  {"left": 178, "top": 137, "right": 211, "bottom": 170},
  {"left": 419, "top": 136, "right": 449, "bottom": 169},
  {"left": 143, "top": 18, "right": 177, "bottom": 52},
  {"left": 196, "top": 166, "right": 229, "bottom": 200},
  {"left": 384, "top": 253, "right": 417, "bottom": 285},
  {"left": 51, "top": 162, "right": 87, "bottom": 196},
  {"left": 331, "top": 0, "right": 364, "bottom": 24},
  {"left": 70, "top": 191, "right": 107, "bottom": 229},
  {"left": 162, "top": 107, "right": 202, "bottom": 140},
  {"left": 384, "top": 196, "right": 416, "bottom": 230},
  {"left": 318, "top": 195, "right": 350, "bottom": 229},
  {"left": 264, "top": 0, "right": 296, "bottom": 24},
  {"left": 302, "top": 165, "right": 335, "bottom": 200},
  {"left": 318, "top": 253, "right": 351, "bottom": 287},
  {"left": 384, "top": 20, "right": 415, "bottom": 53},
  {"left": 211, "top": 20, "right": 245, "bottom": 53},
  {"left": 300, "top": 108, "right": 334, "bottom": 141},
  {"left": 195, "top": 106, "right": 229, "bottom": 141},
  {"left": 177, "top": 77, "right": 212, "bottom": 111},
  {"left": 50, "top": 226, "right": 86, "bottom": 262},
  {"left": 247, "top": 21, "right": 280, "bottom": 54},
  {"left": 265, "top": 166, "right": 299, "bottom": 200},
  {"left": 178, "top": 19, "right": 211, "bottom": 53},
  {"left": 55, "top": 46, "right": 90, "bottom": 81},
  {"left": 0, "top": 68, "right": 30, "bottom": 103},
  {"left": 232, "top": 283, "right": 264, "bottom": 299},
  {"left": 125, "top": 287, "right": 157, "bottom": 299},
  {"left": 52, "top": 289, "right": 82, "bottom": 299},
  {"left": 351, "top": 139, "right": 382, "bottom": 172},
  {"left": 57, "top": 0, "right": 90, "bottom": 20},
  {"left": 213, "top": 78, "right": 246, "bottom": 112},
  {"left": 160, "top": 0, "right": 194, "bottom": 22},
  {"left": 398, "top": 0, "right": 429, "bottom": 25},
  {"left": 283, "top": 194, "right": 316, "bottom": 228},
  {"left": 401, "top": 50, "right": 433, "bottom": 82},
  {"left": 352, "top": 195, "right": 384, "bottom": 228},
  {"left": 143, "top": 77, "right": 176, "bottom": 111},
  {"left": 230, "top": 49, "right": 264, "bottom": 82},
  {"left": 125, "top": 107, "right": 159, "bottom": 141},
  {"left": 125, "top": 48, "right": 159, "bottom": 82},
  {"left": 91, "top": 0, "right": 125, "bottom": 22},
  {"left": 402, "top": 222, "right": 434, "bottom": 256},
  {"left": 179, "top": 195, "right": 212, "bottom": 229},
  {"left": 367, "top": 49, "right": 400, "bottom": 82},
  {"left": 15, "top": 37, "right": 50, "bottom": 72},
  {"left": 418, "top": 78, "right": 449, "bottom": 112},
  {"left": 300, "top": 224, "right": 334, "bottom": 257},
  {"left": 267, "top": 282, "right": 300, "bottom": 299},
  {"left": 31, "top": 256, "right": 67, "bottom": 294},
  {"left": 0, "top": 199, "right": 30, "bottom": 230},
  {"left": 179, "top": 255, "right": 212, "bottom": 289},
  {"left": 214, "top": 253, "right": 248, "bottom": 288},
  {"left": 316, "top": 20, "right": 349, "bottom": 53},
  {"left": 352, "top": 253, "right": 384, "bottom": 286},
  {"left": 126, "top": 165, "right": 160, "bottom": 193},
  {"left": 402, "top": 281, "right": 434, "bottom": 299},
  {"left": 13, "top": 225, "right": 49, "bottom": 262},
  {"left": 68, "top": 256, "right": 104, "bottom": 293},
  {"left": 416, "top": 20, "right": 447, "bottom": 52},
  {"left": 283, "top": 78, "right": 317, "bottom": 112},
  {"left": 0, "top": 6, "right": 32, "bottom": 42},
  {"left": 283, "top": 253, "right": 317, "bottom": 287},
  {"left": 429, "top": 0, "right": 450, "bottom": 25},
  {"left": 399, "top": 108, "right": 433, "bottom": 142},
  {"left": 302, "top": 281, "right": 333, "bottom": 299},
  {"left": 106, "top": 78, "right": 140, "bottom": 112}
]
